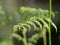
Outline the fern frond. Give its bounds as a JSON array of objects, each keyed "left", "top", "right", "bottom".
[
  {"left": 20, "top": 23, "right": 31, "bottom": 31},
  {"left": 27, "top": 21, "right": 37, "bottom": 30},
  {"left": 32, "top": 20, "right": 42, "bottom": 30},
  {"left": 38, "top": 18, "right": 50, "bottom": 32},
  {"left": 45, "top": 18, "right": 57, "bottom": 32},
  {"left": 28, "top": 34, "right": 40, "bottom": 44},
  {"left": 11, "top": 33, "right": 23, "bottom": 41},
  {"left": 13, "top": 25, "right": 20, "bottom": 32},
  {"left": 11, "top": 7, "right": 57, "bottom": 45},
  {"left": 19, "top": 7, "right": 55, "bottom": 23}
]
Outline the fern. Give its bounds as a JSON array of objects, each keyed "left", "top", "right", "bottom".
[
  {"left": 11, "top": 7, "right": 57, "bottom": 45},
  {"left": 19, "top": 7, "right": 54, "bottom": 23}
]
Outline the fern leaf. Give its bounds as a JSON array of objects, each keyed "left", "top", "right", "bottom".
[
  {"left": 28, "top": 34, "right": 40, "bottom": 44},
  {"left": 32, "top": 20, "right": 42, "bottom": 30},
  {"left": 21, "top": 24, "right": 31, "bottom": 31},
  {"left": 13, "top": 25, "right": 20, "bottom": 32},
  {"left": 38, "top": 18, "right": 50, "bottom": 32},
  {"left": 11, "top": 33, "right": 23, "bottom": 41},
  {"left": 45, "top": 18, "right": 57, "bottom": 32},
  {"left": 27, "top": 21, "right": 37, "bottom": 30}
]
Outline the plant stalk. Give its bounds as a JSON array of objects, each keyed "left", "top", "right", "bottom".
[
  {"left": 49, "top": 0, "right": 52, "bottom": 45},
  {"left": 42, "top": 29, "right": 47, "bottom": 45},
  {"left": 23, "top": 31, "right": 27, "bottom": 45}
]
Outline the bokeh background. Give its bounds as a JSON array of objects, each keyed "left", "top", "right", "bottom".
[{"left": 0, "top": 0, "right": 60, "bottom": 45}]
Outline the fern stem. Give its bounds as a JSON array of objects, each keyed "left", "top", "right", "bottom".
[
  {"left": 49, "top": 0, "right": 52, "bottom": 45},
  {"left": 49, "top": 30, "right": 51, "bottom": 45},
  {"left": 23, "top": 30, "right": 27, "bottom": 45},
  {"left": 49, "top": 0, "right": 52, "bottom": 18},
  {"left": 42, "top": 29, "right": 47, "bottom": 45},
  {"left": 23, "top": 37, "right": 27, "bottom": 45}
]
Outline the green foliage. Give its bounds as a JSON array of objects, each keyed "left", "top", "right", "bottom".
[
  {"left": 0, "top": 40, "right": 13, "bottom": 45},
  {"left": 0, "top": 5, "right": 21, "bottom": 40},
  {"left": 11, "top": 7, "right": 57, "bottom": 45},
  {"left": 0, "top": 6, "right": 6, "bottom": 26},
  {"left": 19, "top": 7, "right": 55, "bottom": 23}
]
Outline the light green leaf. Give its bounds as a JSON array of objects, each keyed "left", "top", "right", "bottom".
[
  {"left": 11, "top": 33, "right": 22, "bottom": 41},
  {"left": 45, "top": 18, "right": 57, "bottom": 32},
  {"left": 22, "top": 24, "right": 31, "bottom": 31},
  {"left": 38, "top": 18, "right": 50, "bottom": 32},
  {"left": 27, "top": 21, "right": 37, "bottom": 30},
  {"left": 32, "top": 20, "right": 42, "bottom": 30}
]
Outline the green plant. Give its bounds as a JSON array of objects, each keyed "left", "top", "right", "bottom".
[
  {"left": 11, "top": 7, "right": 57, "bottom": 45},
  {"left": 0, "top": 6, "right": 6, "bottom": 26},
  {"left": 49, "top": 0, "right": 52, "bottom": 45}
]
